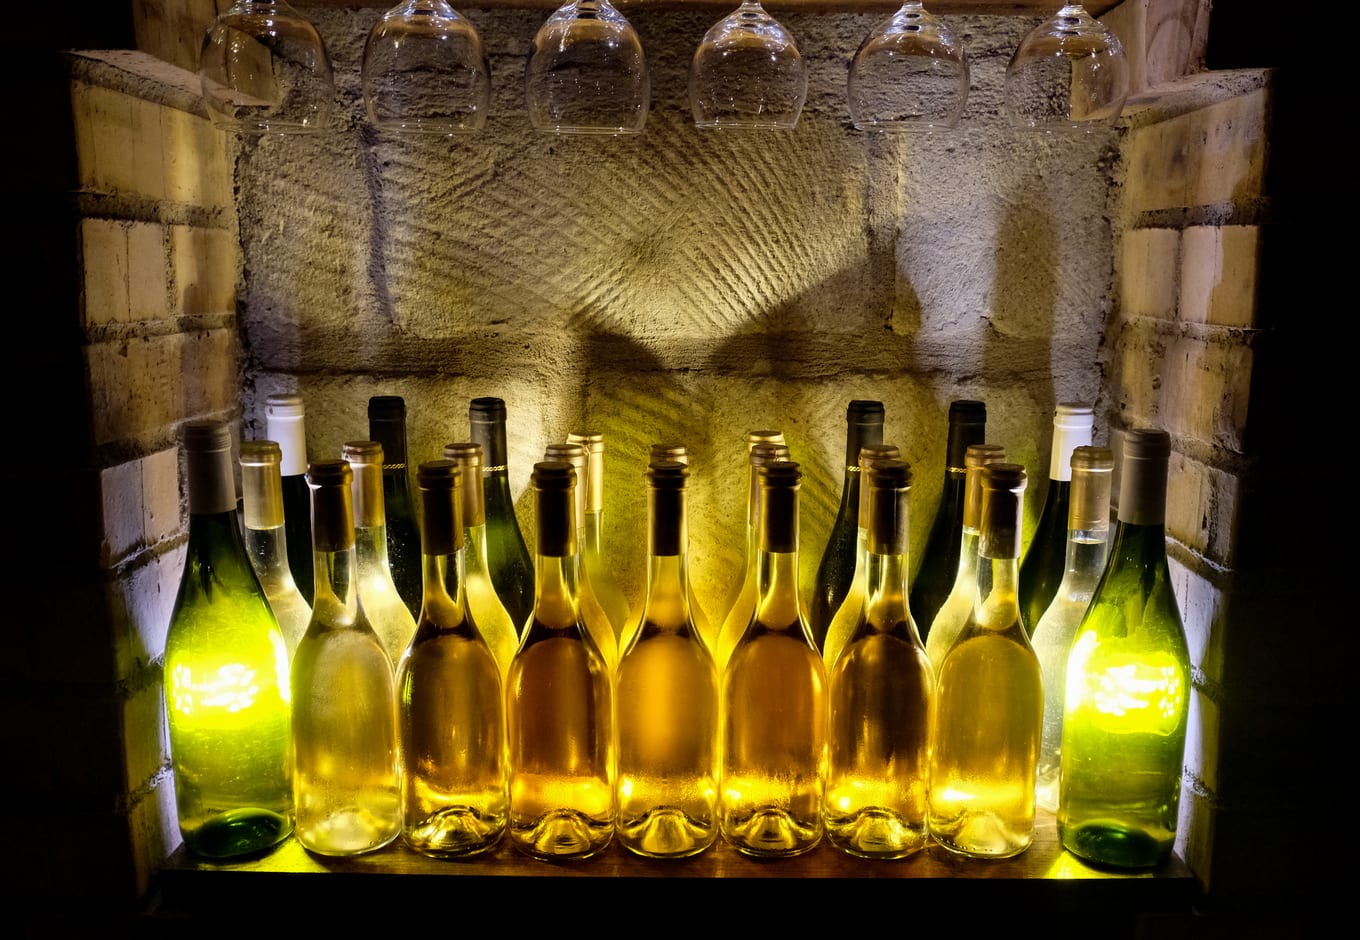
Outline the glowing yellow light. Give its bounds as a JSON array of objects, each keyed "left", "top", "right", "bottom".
[
  {"left": 171, "top": 662, "right": 262, "bottom": 716},
  {"left": 1067, "top": 631, "right": 1185, "bottom": 736}
]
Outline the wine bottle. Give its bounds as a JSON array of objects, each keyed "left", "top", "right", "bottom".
[
  {"left": 924, "top": 443, "right": 1007, "bottom": 668},
  {"left": 1032, "top": 445, "right": 1114, "bottom": 812},
  {"left": 717, "top": 429, "right": 786, "bottom": 626},
  {"left": 641, "top": 441, "right": 712, "bottom": 650},
  {"left": 442, "top": 442, "right": 520, "bottom": 678},
  {"left": 909, "top": 399, "right": 986, "bottom": 636},
  {"left": 822, "top": 441, "right": 901, "bottom": 670},
  {"left": 929, "top": 462, "right": 1042, "bottom": 859},
  {"left": 544, "top": 442, "right": 619, "bottom": 675},
  {"left": 720, "top": 461, "right": 827, "bottom": 858},
  {"left": 615, "top": 460, "right": 719, "bottom": 858},
  {"left": 265, "top": 393, "right": 314, "bottom": 605},
  {"left": 1059, "top": 429, "right": 1190, "bottom": 869},
  {"left": 164, "top": 420, "right": 293, "bottom": 858},
  {"left": 341, "top": 440, "right": 418, "bottom": 667},
  {"left": 469, "top": 397, "right": 535, "bottom": 631},
  {"left": 291, "top": 459, "right": 402, "bottom": 856},
  {"left": 567, "top": 430, "right": 633, "bottom": 634},
  {"left": 398, "top": 459, "right": 508, "bottom": 858},
  {"left": 1018, "top": 402, "right": 1095, "bottom": 636},
  {"left": 506, "top": 460, "right": 614, "bottom": 860},
  {"left": 810, "top": 400, "right": 885, "bottom": 652},
  {"left": 368, "top": 395, "right": 423, "bottom": 619},
  {"left": 825, "top": 458, "right": 933, "bottom": 859},
  {"left": 714, "top": 440, "right": 790, "bottom": 670},
  {"left": 239, "top": 439, "right": 312, "bottom": 660}
]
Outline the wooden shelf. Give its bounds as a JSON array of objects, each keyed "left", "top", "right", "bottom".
[
  {"left": 291, "top": 1, "right": 1121, "bottom": 15},
  {"left": 156, "top": 810, "right": 1199, "bottom": 919}
]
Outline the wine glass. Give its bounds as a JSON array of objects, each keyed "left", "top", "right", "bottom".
[
  {"left": 689, "top": 2, "right": 807, "bottom": 130},
  {"left": 525, "top": 0, "right": 649, "bottom": 135},
  {"left": 199, "top": 0, "right": 337, "bottom": 134},
  {"left": 361, "top": 0, "right": 491, "bottom": 134},
  {"left": 1003, "top": 3, "right": 1129, "bottom": 130},
  {"left": 847, "top": 2, "right": 969, "bottom": 132}
]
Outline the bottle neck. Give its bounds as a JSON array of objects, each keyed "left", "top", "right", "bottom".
[
  {"left": 533, "top": 552, "right": 581, "bottom": 630},
  {"left": 755, "top": 548, "right": 801, "bottom": 630},
  {"left": 1059, "top": 525, "right": 1114, "bottom": 595},
  {"left": 243, "top": 524, "right": 296, "bottom": 590},
  {"left": 641, "top": 555, "right": 691, "bottom": 631},
  {"left": 313, "top": 542, "right": 361, "bottom": 627},
  {"left": 463, "top": 521, "right": 493, "bottom": 574},
  {"left": 421, "top": 544, "right": 468, "bottom": 627},
  {"left": 864, "top": 550, "right": 910, "bottom": 631}
]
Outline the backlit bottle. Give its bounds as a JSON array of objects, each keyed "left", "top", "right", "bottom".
[
  {"left": 567, "top": 430, "right": 633, "bottom": 635},
  {"left": 342, "top": 441, "right": 418, "bottom": 667},
  {"left": 822, "top": 441, "right": 902, "bottom": 669},
  {"left": 924, "top": 443, "right": 1007, "bottom": 668},
  {"left": 442, "top": 442, "right": 520, "bottom": 678},
  {"left": 398, "top": 459, "right": 507, "bottom": 858},
  {"left": 544, "top": 442, "right": 619, "bottom": 675},
  {"left": 369, "top": 395, "right": 423, "bottom": 619},
  {"left": 291, "top": 459, "right": 402, "bottom": 856},
  {"left": 1059, "top": 429, "right": 1190, "bottom": 869},
  {"left": 825, "top": 458, "right": 933, "bottom": 859},
  {"left": 715, "top": 439, "right": 790, "bottom": 670},
  {"left": 469, "top": 397, "right": 535, "bottom": 630},
  {"left": 1019, "top": 403, "right": 1095, "bottom": 636},
  {"left": 265, "top": 393, "right": 314, "bottom": 605},
  {"left": 929, "top": 463, "right": 1042, "bottom": 859},
  {"left": 506, "top": 461, "right": 614, "bottom": 860},
  {"left": 1032, "top": 445, "right": 1114, "bottom": 812},
  {"left": 616, "top": 460, "right": 719, "bottom": 858},
  {"left": 720, "top": 461, "right": 827, "bottom": 858},
  {"left": 910, "top": 399, "right": 986, "bottom": 636},
  {"left": 810, "top": 400, "right": 885, "bottom": 652},
  {"left": 717, "top": 429, "right": 785, "bottom": 629},
  {"left": 239, "top": 439, "right": 311, "bottom": 659},
  {"left": 164, "top": 420, "right": 293, "bottom": 858}
]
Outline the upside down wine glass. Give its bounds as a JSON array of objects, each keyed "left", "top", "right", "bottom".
[
  {"left": 526, "top": 0, "right": 649, "bottom": 135},
  {"left": 848, "top": 2, "right": 969, "bottom": 132},
  {"left": 689, "top": 2, "right": 807, "bottom": 130},
  {"left": 361, "top": 0, "right": 491, "bottom": 134},
  {"left": 1003, "top": 3, "right": 1129, "bottom": 130}
]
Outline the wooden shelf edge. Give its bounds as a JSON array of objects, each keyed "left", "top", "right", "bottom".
[{"left": 290, "top": 1, "right": 1122, "bottom": 16}]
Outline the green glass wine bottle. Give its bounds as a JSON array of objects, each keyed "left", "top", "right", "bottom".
[
  {"left": 469, "top": 397, "right": 535, "bottom": 631},
  {"left": 398, "top": 459, "right": 507, "bottom": 858},
  {"left": 368, "top": 395, "right": 423, "bottom": 619},
  {"left": 265, "top": 392, "right": 314, "bottom": 605},
  {"left": 910, "top": 399, "right": 985, "bottom": 638},
  {"left": 810, "top": 400, "right": 885, "bottom": 653},
  {"left": 615, "top": 460, "right": 719, "bottom": 858},
  {"left": 164, "top": 420, "right": 293, "bottom": 858},
  {"left": 1018, "top": 402, "right": 1094, "bottom": 636},
  {"left": 1059, "top": 428, "right": 1190, "bottom": 869}
]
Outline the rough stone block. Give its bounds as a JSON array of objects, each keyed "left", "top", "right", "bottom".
[
  {"left": 71, "top": 81, "right": 167, "bottom": 200},
  {"left": 172, "top": 225, "right": 236, "bottom": 316},
  {"left": 133, "top": 0, "right": 220, "bottom": 76},
  {"left": 111, "top": 547, "right": 182, "bottom": 682},
  {"left": 123, "top": 681, "right": 169, "bottom": 800},
  {"left": 1120, "top": 227, "right": 1180, "bottom": 320},
  {"left": 162, "top": 105, "right": 232, "bottom": 209},
  {"left": 127, "top": 222, "right": 170, "bottom": 322},
  {"left": 82, "top": 218, "right": 131, "bottom": 327},
  {"left": 1166, "top": 449, "right": 1240, "bottom": 566},
  {"left": 1181, "top": 225, "right": 1261, "bottom": 328},
  {"left": 101, "top": 459, "right": 146, "bottom": 567}
]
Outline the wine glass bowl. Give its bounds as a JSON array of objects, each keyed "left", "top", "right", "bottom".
[
  {"left": 199, "top": 0, "right": 337, "bottom": 134},
  {"left": 1003, "top": 3, "right": 1129, "bottom": 131},
  {"left": 848, "top": 2, "right": 969, "bottom": 132},
  {"left": 525, "top": 0, "right": 649, "bottom": 136},
  {"left": 689, "top": 2, "right": 808, "bottom": 130},
  {"left": 361, "top": 0, "right": 491, "bottom": 134}
]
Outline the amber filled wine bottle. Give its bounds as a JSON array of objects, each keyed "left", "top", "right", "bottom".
[
  {"left": 265, "top": 393, "right": 314, "bottom": 605},
  {"left": 822, "top": 442, "right": 901, "bottom": 670},
  {"left": 721, "top": 461, "right": 827, "bottom": 858},
  {"left": 1018, "top": 403, "right": 1094, "bottom": 636},
  {"left": 342, "top": 441, "right": 417, "bottom": 667},
  {"left": 567, "top": 430, "right": 633, "bottom": 635},
  {"left": 924, "top": 443, "right": 1007, "bottom": 667},
  {"left": 825, "top": 459, "right": 934, "bottom": 859},
  {"left": 910, "top": 399, "right": 986, "bottom": 636},
  {"left": 1059, "top": 429, "right": 1190, "bottom": 869},
  {"left": 164, "top": 420, "right": 293, "bottom": 858},
  {"left": 469, "top": 397, "right": 535, "bottom": 631},
  {"left": 506, "top": 461, "right": 614, "bottom": 860},
  {"left": 544, "top": 442, "right": 619, "bottom": 675},
  {"left": 715, "top": 439, "right": 790, "bottom": 670},
  {"left": 442, "top": 442, "right": 520, "bottom": 678},
  {"left": 810, "top": 400, "right": 885, "bottom": 652},
  {"left": 1032, "top": 445, "right": 1114, "bottom": 812},
  {"left": 929, "top": 463, "right": 1043, "bottom": 859},
  {"left": 239, "top": 439, "right": 311, "bottom": 660},
  {"left": 616, "top": 460, "right": 719, "bottom": 858},
  {"left": 291, "top": 459, "right": 402, "bottom": 857},
  {"left": 369, "top": 395, "right": 423, "bottom": 619},
  {"left": 398, "top": 459, "right": 507, "bottom": 858}
]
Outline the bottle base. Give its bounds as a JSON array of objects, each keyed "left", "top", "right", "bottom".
[
  {"left": 297, "top": 805, "right": 402, "bottom": 857},
  {"left": 826, "top": 807, "right": 927, "bottom": 860},
  {"left": 722, "top": 807, "right": 822, "bottom": 858},
  {"left": 930, "top": 812, "right": 1033, "bottom": 859},
  {"left": 618, "top": 806, "right": 717, "bottom": 859},
  {"left": 510, "top": 808, "right": 613, "bottom": 860},
  {"left": 1060, "top": 819, "right": 1173, "bottom": 869},
  {"left": 184, "top": 809, "right": 293, "bottom": 859},
  {"left": 404, "top": 806, "right": 507, "bottom": 859}
]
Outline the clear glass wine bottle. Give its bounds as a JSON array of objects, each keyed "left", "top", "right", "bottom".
[
  {"left": 239, "top": 439, "right": 312, "bottom": 660},
  {"left": 265, "top": 392, "right": 315, "bottom": 605},
  {"left": 567, "top": 430, "right": 633, "bottom": 634}
]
